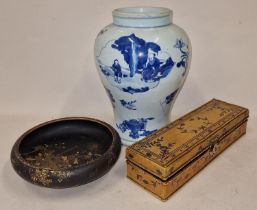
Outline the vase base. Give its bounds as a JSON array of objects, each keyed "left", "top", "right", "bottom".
[{"left": 121, "top": 138, "right": 138, "bottom": 146}]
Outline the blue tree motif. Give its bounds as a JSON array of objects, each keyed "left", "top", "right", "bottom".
[
  {"left": 116, "top": 118, "right": 157, "bottom": 139},
  {"left": 174, "top": 39, "right": 189, "bottom": 76},
  {"left": 120, "top": 100, "right": 137, "bottom": 110}
]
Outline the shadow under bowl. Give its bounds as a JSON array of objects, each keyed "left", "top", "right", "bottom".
[{"left": 11, "top": 117, "right": 121, "bottom": 188}]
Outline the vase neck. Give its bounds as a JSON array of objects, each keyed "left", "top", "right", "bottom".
[{"left": 112, "top": 7, "right": 172, "bottom": 28}]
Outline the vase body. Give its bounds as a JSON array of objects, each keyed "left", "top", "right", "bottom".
[{"left": 94, "top": 7, "right": 191, "bottom": 145}]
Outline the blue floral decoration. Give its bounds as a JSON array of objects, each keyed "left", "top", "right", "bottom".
[{"left": 174, "top": 39, "right": 189, "bottom": 76}]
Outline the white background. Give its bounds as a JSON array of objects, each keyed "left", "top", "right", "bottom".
[{"left": 0, "top": 0, "right": 257, "bottom": 210}]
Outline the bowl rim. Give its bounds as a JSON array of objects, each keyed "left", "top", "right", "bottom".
[{"left": 11, "top": 117, "right": 121, "bottom": 172}]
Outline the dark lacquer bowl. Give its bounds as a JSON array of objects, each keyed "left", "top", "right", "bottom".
[{"left": 11, "top": 117, "right": 121, "bottom": 188}]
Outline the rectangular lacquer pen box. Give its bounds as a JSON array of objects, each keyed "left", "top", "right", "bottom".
[{"left": 126, "top": 99, "right": 249, "bottom": 201}]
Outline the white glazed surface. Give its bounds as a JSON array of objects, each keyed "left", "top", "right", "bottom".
[{"left": 95, "top": 13, "right": 191, "bottom": 145}]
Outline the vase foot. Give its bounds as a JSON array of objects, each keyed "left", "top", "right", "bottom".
[{"left": 121, "top": 138, "right": 137, "bottom": 146}]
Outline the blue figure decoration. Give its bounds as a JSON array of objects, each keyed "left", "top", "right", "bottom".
[
  {"left": 142, "top": 53, "right": 161, "bottom": 81},
  {"left": 174, "top": 39, "right": 189, "bottom": 76},
  {"left": 111, "top": 59, "right": 122, "bottom": 83},
  {"left": 142, "top": 56, "right": 174, "bottom": 82},
  {"left": 120, "top": 99, "right": 137, "bottom": 110},
  {"left": 98, "top": 34, "right": 176, "bottom": 94},
  {"left": 116, "top": 118, "right": 157, "bottom": 139},
  {"left": 111, "top": 33, "right": 174, "bottom": 81},
  {"left": 112, "top": 33, "right": 161, "bottom": 77}
]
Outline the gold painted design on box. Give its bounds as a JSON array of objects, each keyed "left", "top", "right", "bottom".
[
  {"left": 126, "top": 99, "right": 249, "bottom": 200},
  {"left": 127, "top": 121, "right": 247, "bottom": 201},
  {"left": 126, "top": 99, "right": 249, "bottom": 180}
]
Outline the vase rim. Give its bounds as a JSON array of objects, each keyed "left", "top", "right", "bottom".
[
  {"left": 112, "top": 7, "right": 172, "bottom": 19},
  {"left": 112, "top": 7, "right": 172, "bottom": 28}
]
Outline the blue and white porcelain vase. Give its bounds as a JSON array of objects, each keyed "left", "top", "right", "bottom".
[{"left": 94, "top": 7, "right": 191, "bottom": 145}]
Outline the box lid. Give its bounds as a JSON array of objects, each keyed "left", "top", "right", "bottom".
[{"left": 126, "top": 99, "right": 249, "bottom": 180}]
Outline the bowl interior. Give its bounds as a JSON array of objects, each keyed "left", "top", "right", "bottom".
[{"left": 19, "top": 119, "right": 113, "bottom": 170}]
